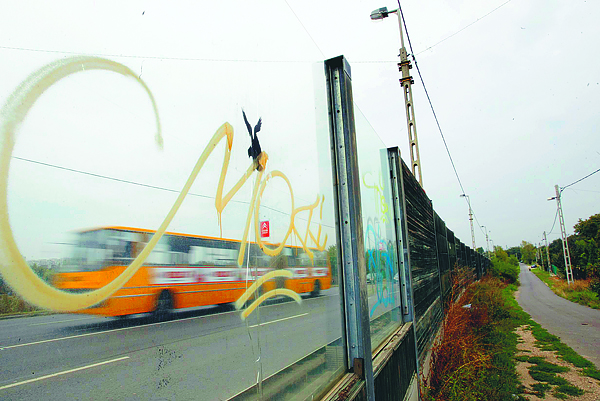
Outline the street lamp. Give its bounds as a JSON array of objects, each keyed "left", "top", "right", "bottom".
[
  {"left": 370, "top": 6, "right": 423, "bottom": 187},
  {"left": 542, "top": 231, "right": 552, "bottom": 274},
  {"left": 460, "top": 194, "right": 476, "bottom": 251},
  {"left": 481, "top": 225, "right": 491, "bottom": 257},
  {"left": 548, "top": 185, "right": 573, "bottom": 284}
]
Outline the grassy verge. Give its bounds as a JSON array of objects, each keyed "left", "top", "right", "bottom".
[
  {"left": 531, "top": 268, "right": 600, "bottom": 309},
  {"left": 0, "top": 294, "right": 42, "bottom": 315},
  {"left": 422, "top": 276, "right": 528, "bottom": 400},
  {"left": 0, "top": 310, "right": 54, "bottom": 320}
]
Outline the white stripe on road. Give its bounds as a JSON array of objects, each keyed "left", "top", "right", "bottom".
[
  {"left": 0, "top": 310, "right": 236, "bottom": 350},
  {"left": 248, "top": 313, "right": 308, "bottom": 328},
  {"left": 0, "top": 356, "right": 130, "bottom": 390},
  {"left": 1, "top": 292, "right": 336, "bottom": 350}
]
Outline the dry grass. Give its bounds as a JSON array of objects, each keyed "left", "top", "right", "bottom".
[
  {"left": 0, "top": 294, "right": 39, "bottom": 315},
  {"left": 533, "top": 270, "right": 600, "bottom": 309},
  {"left": 421, "top": 268, "right": 522, "bottom": 400}
]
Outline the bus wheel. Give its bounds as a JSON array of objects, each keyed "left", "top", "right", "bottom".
[
  {"left": 154, "top": 290, "right": 173, "bottom": 320},
  {"left": 311, "top": 280, "right": 321, "bottom": 297}
]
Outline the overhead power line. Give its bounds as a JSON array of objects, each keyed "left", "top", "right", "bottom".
[
  {"left": 414, "top": 0, "right": 515, "bottom": 56},
  {"left": 547, "top": 208, "right": 559, "bottom": 235},
  {"left": 396, "top": 0, "right": 487, "bottom": 238},
  {"left": 561, "top": 167, "right": 600, "bottom": 192},
  {"left": 12, "top": 155, "right": 333, "bottom": 228}
]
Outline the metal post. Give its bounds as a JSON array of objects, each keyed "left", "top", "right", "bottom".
[
  {"left": 325, "top": 55, "right": 375, "bottom": 400},
  {"left": 482, "top": 225, "right": 490, "bottom": 257},
  {"left": 554, "top": 185, "right": 574, "bottom": 284},
  {"left": 460, "top": 194, "right": 476, "bottom": 251},
  {"left": 395, "top": 11, "right": 423, "bottom": 187},
  {"left": 543, "top": 231, "right": 551, "bottom": 274},
  {"left": 388, "top": 148, "right": 412, "bottom": 320},
  {"left": 370, "top": 7, "right": 423, "bottom": 186}
]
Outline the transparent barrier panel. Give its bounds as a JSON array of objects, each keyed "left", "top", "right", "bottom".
[
  {"left": 0, "top": 4, "right": 343, "bottom": 400},
  {"left": 354, "top": 107, "right": 403, "bottom": 350}
]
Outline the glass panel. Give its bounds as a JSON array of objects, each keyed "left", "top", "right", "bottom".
[
  {"left": 0, "top": 3, "right": 343, "bottom": 400},
  {"left": 354, "top": 107, "right": 404, "bottom": 350}
]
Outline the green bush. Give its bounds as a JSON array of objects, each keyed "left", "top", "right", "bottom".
[
  {"left": 489, "top": 257, "right": 520, "bottom": 284},
  {"left": 590, "top": 279, "right": 600, "bottom": 298},
  {"left": 555, "top": 384, "right": 584, "bottom": 396},
  {"left": 529, "top": 370, "right": 568, "bottom": 385}
]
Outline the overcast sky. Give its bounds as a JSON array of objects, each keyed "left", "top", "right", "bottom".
[{"left": 1, "top": 0, "right": 598, "bottom": 260}]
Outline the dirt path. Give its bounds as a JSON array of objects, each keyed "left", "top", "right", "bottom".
[{"left": 515, "top": 324, "right": 600, "bottom": 400}]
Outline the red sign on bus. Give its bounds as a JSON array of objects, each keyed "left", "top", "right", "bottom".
[{"left": 260, "top": 221, "right": 270, "bottom": 238}]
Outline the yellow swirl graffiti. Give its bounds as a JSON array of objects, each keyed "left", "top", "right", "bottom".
[
  {"left": 233, "top": 269, "right": 302, "bottom": 320},
  {"left": 0, "top": 56, "right": 328, "bottom": 317},
  {"left": 0, "top": 57, "right": 166, "bottom": 312},
  {"left": 362, "top": 171, "right": 389, "bottom": 223}
]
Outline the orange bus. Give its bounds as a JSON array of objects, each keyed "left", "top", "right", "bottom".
[{"left": 54, "top": 226, "right": 331, "bottom": 318}]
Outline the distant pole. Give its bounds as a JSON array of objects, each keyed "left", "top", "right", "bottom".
[
  {"left": 460, "top": 194, "right": 476, "bottom": 250},
  {"left": 543, "top": 231, "right": 551, "bottom": 273},
  {"left": 483, "top": 226, "right": 491, "bottom": 258},
  {"left": 548, "top": 185, "right": 573, "bottom": 284}
]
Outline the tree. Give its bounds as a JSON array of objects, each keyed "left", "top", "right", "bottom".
[
  {"left": 520, "top": 241, "right": 536, "bottom": 264},
  {"left": 494, "top": 246, "right": 509, "bottom": 262},
  {"left": 574, "top": 214, "right": 600, "bottom": 243},
  {"left": 506, "top": 246, "right": 522, "bottom": 261},
  {"left": 572, "top": 214, "right": 600, "bottom": 285},
  {"left": 328, "top": 245, "right": 338, "bottom": 285}
]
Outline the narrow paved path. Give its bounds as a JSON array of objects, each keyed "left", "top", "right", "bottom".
[{"left": 516, "top": 263, "right": 600, "bottom": 368}]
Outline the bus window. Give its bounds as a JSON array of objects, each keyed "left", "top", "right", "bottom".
[
  {"left": 249, "top": 244, "right": 271, "bottom": 268},
  {"left": 297, "top": 249, "right": 312, "bottom": 267},
  {"left": 145, "top": 238, "right": 170, "bottom": 265},
  {"left": 314, "top": 250, "right": 327, "bottom": 267},
  {"left": 211, "top": 247, "right": 237, "bottom": 266},
  {"left": 71, "top": 230, "right": 111, "bottom": 271},
  {"left": 190, "top": 246, "right": 237, "bottom": 266},
  {"left": 169, "top": 251, "right": 188, "bottom": 266}
]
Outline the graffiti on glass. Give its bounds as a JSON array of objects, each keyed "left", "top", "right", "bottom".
[{"left": 0, "top": 56, "right": 328, "bottom": 320}]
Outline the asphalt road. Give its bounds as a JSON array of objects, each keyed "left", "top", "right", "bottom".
[
  {"left": 516, "top": 263, "right": 600, "bottom": 368},
  {"left": 0, "top": 289, "right": 345, "bottom": 400}
]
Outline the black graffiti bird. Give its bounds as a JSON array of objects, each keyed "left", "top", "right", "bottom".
[{"left": 242, "top": 109, "right": 262, "bottom": 164}]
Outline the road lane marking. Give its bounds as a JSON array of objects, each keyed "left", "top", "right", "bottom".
[
  {"left": 0, "top": 356, "right": 130, "bottom": 390},
  {"left": 30, "top": 317, "right": 99, "bottom": 326},
  {"left": 0, "top": 311, "right": 236, "bottom": 350},
  {"left": 248, "top": 313, "right": 308, "bottom": 328},
  {"left": 0, "top": 293, "right": 334, "bottom": 350}
]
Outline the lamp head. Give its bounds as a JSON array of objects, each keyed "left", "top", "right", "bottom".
[{"left": 370, "top": 7, "right": 390, "bottom": 20}]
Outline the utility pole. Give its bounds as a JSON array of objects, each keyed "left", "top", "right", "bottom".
[
  {"left": 543, "top": 231, "right": 551, "bottom": 274},
  {"left": 460, "top": 194, "right": 476, "bottom": 251},
  {"left": 548, "top": 185, "right": 573, "bottom": 284},
  {"left": 370, "top": 7, "right": 423, "bottom": 187},
  {"left": 397, "top": 25, "right": 423, "bottom": 187},
  {"left": 482, "top": 226, "right": 490, "bottom": 258}
]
